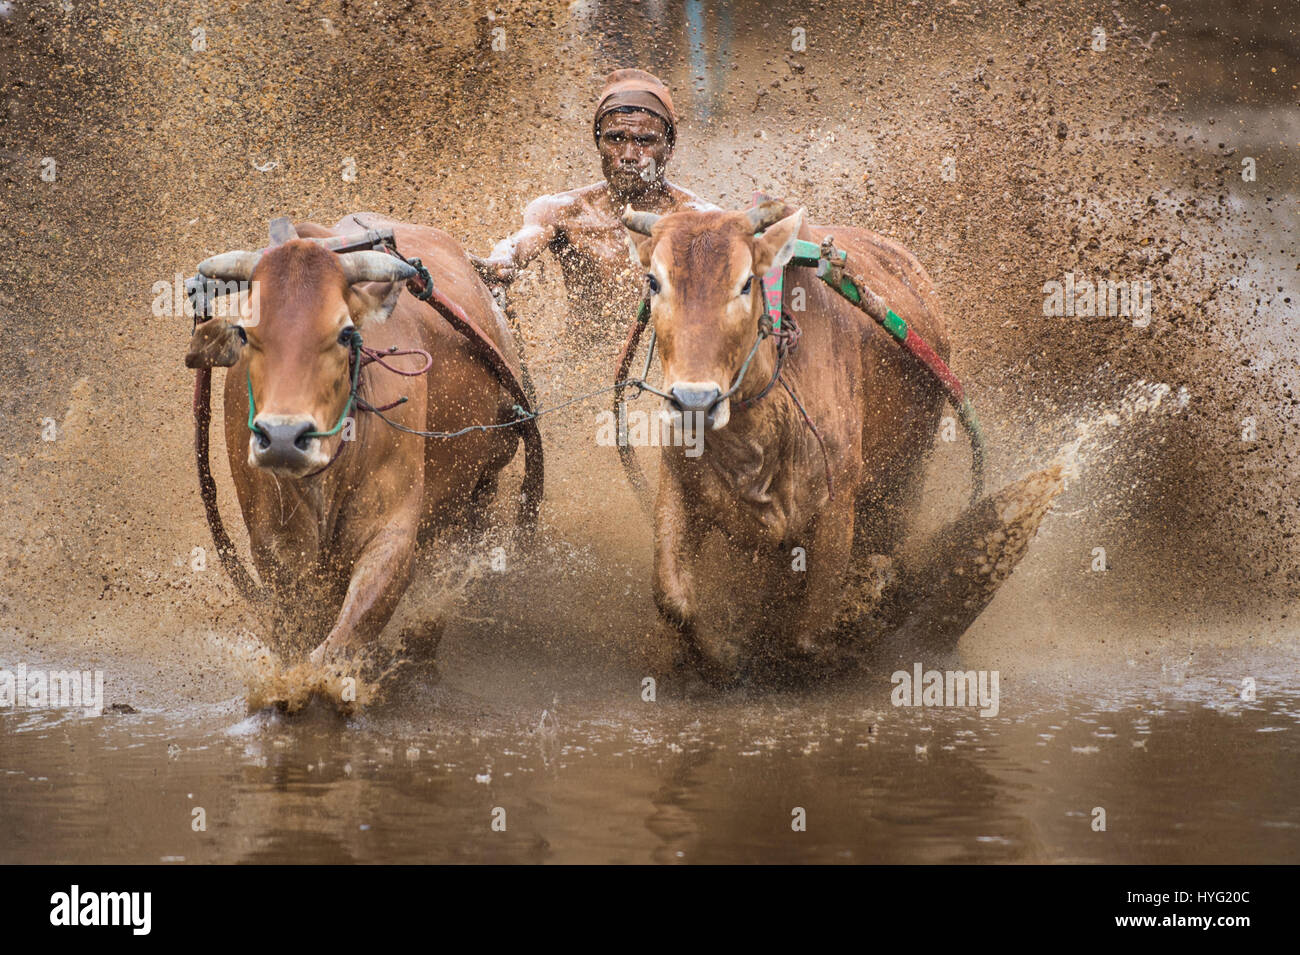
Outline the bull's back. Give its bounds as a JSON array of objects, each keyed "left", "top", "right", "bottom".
[
  {"left": 785, "top": 220, "right": 950, "bottom": 513},
  {"left": 330, "top": 214, "right": 521, "bottom": 518},
  {"left": 334, "top": 213, "right": 519, "bottom": 371},
  {"left": 802, "top": 222, "right": 948, "bottom": 360}
]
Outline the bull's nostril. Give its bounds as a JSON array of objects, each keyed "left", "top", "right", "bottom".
[
  {"left": 291, "top": 421, "right": 315, "bottom": 451},
  {"left": 669, "top": 385, "right": 723, "bottom": 413},
  {"left": 253, "top": 419, "right": 315, "bottom": 464}
]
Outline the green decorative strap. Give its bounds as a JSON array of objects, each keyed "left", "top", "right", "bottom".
[
  {"left": 883, "top": 309, "right": 907, "bottom": 341},
  {"left": 789, "top": 239, "right": 826, "bottom": 268}
]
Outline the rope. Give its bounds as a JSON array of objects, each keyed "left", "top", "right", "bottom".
[
  {"left": 357, "top": 376, "right": 662, "bottom": 440},
  {"left": 611, "top": 300, "right": 837, "bottom": 512},
  {"left": 192, "top": 219, "right": 548, "bottom": 606}
]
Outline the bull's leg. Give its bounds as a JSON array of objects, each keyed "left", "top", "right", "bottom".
[
  {"left": 851, "top": 486, "right": 900, "bottom": 565},
  {"left": 789, "top": 498, "right": 856, "bottom": 655},
  {"left": 308, "top": 516, "right": 419, "bottom": 667},
  {"left": 651, "top": 483, "right": 697, "bottom": 633},
  {"left": 250, "top": 542, "right": 334, "bottom": 655},
  {"left": 649, "top": 471, "right": 726, "bottom": 680}
]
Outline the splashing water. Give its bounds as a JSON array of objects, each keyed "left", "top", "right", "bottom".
[
  {"left": 1049, "top": 379, "right": 1191, "bottom": 491},
  {"left": 861, "top": 380, "right": 1193, "bottom": 659},
  {"left": 206, "top": 536, "right": 506, "bottom": 715}
]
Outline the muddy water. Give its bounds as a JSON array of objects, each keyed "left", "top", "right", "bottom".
[
  {"left": 3, "top": 646, "right": 1298, "bottom": 864},
  {"left": 1, "top": 0, "right": 1297, "bottom": 863}
]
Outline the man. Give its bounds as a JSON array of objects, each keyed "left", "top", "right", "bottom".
[{"left": 471, "top": 69, "right": 716, "bottom": 348}]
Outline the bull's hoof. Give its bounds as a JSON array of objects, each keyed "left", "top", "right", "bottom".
[{"left": 681, "top": 630, "right": 746, "bottom": 690}]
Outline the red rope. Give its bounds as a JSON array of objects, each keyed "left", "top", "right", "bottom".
[
  {"left": 359, "top": 343, "right": 433, "bottom": 377},
  {"left": 901, "top": 327, "right": 964, "bottom": 404}
]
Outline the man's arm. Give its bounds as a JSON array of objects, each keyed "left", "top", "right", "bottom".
[{"left": 469, "top": 193, "right": 572, "bottom": 285}]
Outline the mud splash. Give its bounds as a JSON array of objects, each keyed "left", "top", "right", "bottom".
[
  {"left": 200, "top": 628, "right": 376, "bottom": 714},
  {"left": 867, "top": 380, "right": 1196, "bottom": 660}
]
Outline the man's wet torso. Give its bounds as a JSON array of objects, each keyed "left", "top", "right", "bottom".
[{"left": 547, "top": 181, "right": 715, "bottom": 349}]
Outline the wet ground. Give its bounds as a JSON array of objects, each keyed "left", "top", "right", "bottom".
[{"left": 0, "top": 0, "right": 1297, "bottom": 863}]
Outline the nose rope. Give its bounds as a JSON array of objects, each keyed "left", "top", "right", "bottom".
[
  {"left": 733, "top": 311, "right": 802, "bottom": 410},
  {"left": 610, "top": 293, "right": 834, "bottom": 515},
  {"left": 246, "top": 331, "right": 438, "bottom": 442},
  {"left": 246, "top": 330, "right": 364, "bottom": 440}
]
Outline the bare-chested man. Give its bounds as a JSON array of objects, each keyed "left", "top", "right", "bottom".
[{"left": 471, "top": 69, "right": 716, "bottom": 348}]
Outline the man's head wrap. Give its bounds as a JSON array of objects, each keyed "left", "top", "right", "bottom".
[{"left": 593, "top": 69, "right": 676, "bottom": 146}]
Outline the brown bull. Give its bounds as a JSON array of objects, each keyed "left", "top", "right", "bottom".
[
  {"left": 624, "top": 202, "right": 951, "bottom": 681},
  {"left": 190, "top": 214, "right": 524, "bottom": 667}
]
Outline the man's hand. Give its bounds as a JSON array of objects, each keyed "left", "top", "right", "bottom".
[{"left": 469, "top": 254, "right": 518, "bottom": 286}]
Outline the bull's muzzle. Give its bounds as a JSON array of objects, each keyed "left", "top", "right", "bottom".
[
  {"left": 249, "top": 415, "right": 322, "bottom": 473},
  {"left": 667, "top": 382, "right": 730, "bottom": 431}
]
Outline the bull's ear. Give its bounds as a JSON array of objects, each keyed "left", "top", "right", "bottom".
[
  {"left": 185, "top": 319, "right": 244, "bottom": 368},
  {"left": 752, "top": 207, "right": 805, "bottom": 276},
  {"left": 625, "top": 232, "right": 654, "bottom": 270},
  {"left": 344, "top": 281, "right": 404, "bottom": 326}
]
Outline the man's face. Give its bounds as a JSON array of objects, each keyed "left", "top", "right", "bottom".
[{"left": 598, "top": 109, "right": 672, "bottom": 196}]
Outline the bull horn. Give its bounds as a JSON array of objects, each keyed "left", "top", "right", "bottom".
[
  {"left": 197, "top": 250, "right": 262, "bottom": 281},
  {"left": 745, "top": 200, "right": 791, "bottom": 235},
  {"left": 621, "top": 205, "right": 661, "bottom": 236},
  {"left": 268, "top": 217, "right": 298, "bottom": 244},
  {"left": 337, "top": 250, "right": 417, "bottom": 284}
]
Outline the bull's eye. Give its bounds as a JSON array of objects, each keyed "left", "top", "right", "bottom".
[
  {"left": 235, "top": 325, "right": 248, "bottom": 343},
  {"left": 741, "top": 275, "right": 754, "bottom": 296},
  {"left": 338, "top": 325, "right": 355, "bottom": 346},
  {"left": 646, "top": 274, "right": 660, "bottom": 295}
]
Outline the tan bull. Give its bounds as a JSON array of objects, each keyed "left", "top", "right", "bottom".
[
  {"left": 623, "top": 202, "right": 953, "bottom": 682},
  {"left": 190, "top": 214, "right": 524, "bottom": 669}
]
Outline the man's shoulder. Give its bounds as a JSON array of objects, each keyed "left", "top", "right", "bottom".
[
  {"left": 523, "top": 187, "right": 590, "bottom": 223},
  {"left": 667, "top": 183, "right": 721, "bottom": 212}
]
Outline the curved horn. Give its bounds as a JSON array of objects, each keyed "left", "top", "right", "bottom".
[
  {"left": 337, "top": 250, "right": 417, "bottom": 284},
  {"left": 621, "top": 205, "right": 662, "bottom": 236},
  {"left": 268, "top": 217, "right": 298, "bottom": 244},
  {"left": 197, "top": 250, "right": 262, "bottom": 281},
  {"left": 745, "top": 200, "right": 791, "bottom": 235}
]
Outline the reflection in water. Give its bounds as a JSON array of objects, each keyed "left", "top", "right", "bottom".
[{"left": 1, "top": 658, "right": 1296, "bottom": 863}]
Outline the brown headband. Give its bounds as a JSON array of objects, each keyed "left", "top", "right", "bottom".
[{"left": 593, "top": 90, "right": 676, "bottom": 145}]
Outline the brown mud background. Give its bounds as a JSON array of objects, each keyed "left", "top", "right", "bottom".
[{"left": 0, "top": 0, "right": 1296, "bottom": 709}]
